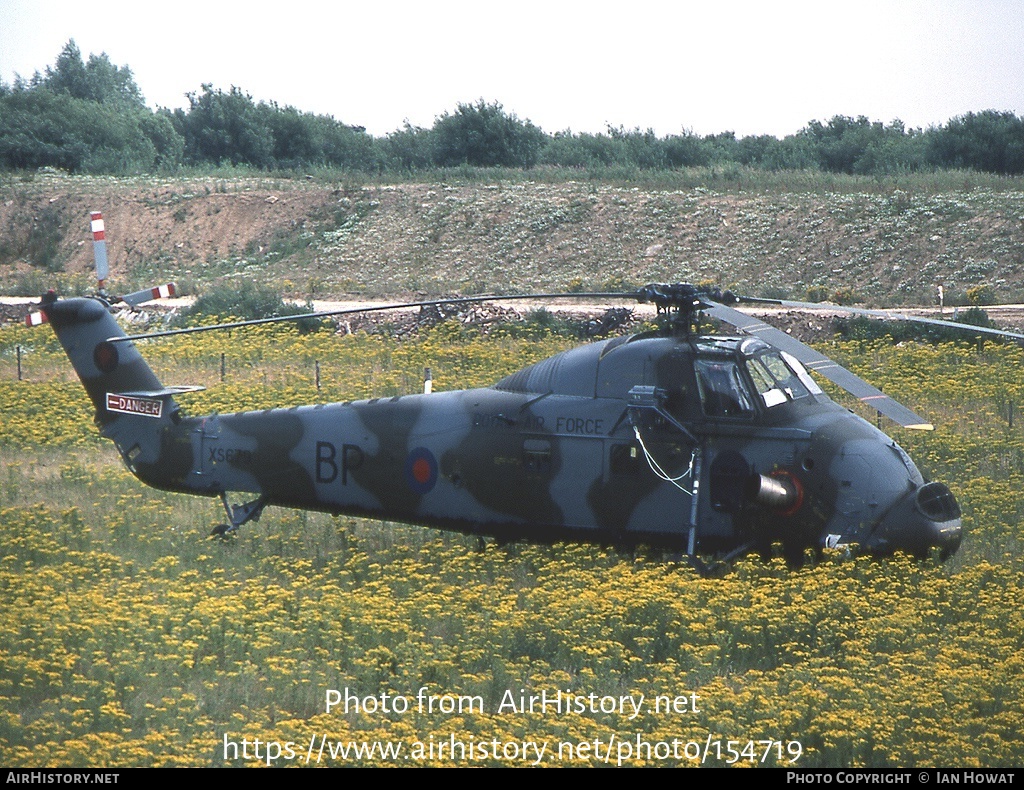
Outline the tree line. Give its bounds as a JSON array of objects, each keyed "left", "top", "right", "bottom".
[{"left": 2, "top": 41, "right": 1023, "bottom": 177}]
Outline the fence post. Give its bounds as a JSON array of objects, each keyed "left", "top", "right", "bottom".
[
  {"left": 315, "top": 361, "right": 321, "bottom": 391},
  {"left": 17, "top": 345, "right": 22, "bottom": 381}
]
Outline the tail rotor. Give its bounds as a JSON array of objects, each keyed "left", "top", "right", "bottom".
[{"left": 24, "top": 211, "right": 178, "bottom": 328}]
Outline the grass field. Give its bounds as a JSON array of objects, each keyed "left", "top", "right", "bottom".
[{"left": 1, "top": 317, "right": 1023, "bottom": 767}]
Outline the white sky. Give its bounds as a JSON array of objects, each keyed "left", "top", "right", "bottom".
[{"left": 1, "top": 0, "right": 1022, "bottom": 139}]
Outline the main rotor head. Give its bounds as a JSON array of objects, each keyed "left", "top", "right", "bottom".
[{"left": 635, "top": 283, "right": 738, "bottom": 333}]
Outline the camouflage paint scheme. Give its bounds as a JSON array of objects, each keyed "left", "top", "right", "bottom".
[{"left": 43, "top": 295, "right": 963, "bottom": 563}]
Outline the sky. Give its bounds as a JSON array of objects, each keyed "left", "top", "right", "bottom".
[{"left": 1, "top": 0, "right": 1022, "bottom": 139}]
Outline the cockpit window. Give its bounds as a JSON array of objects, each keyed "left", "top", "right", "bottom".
[
  {"left": 745, "top": 352, "right": 813, "bottom": 408},
  {"left": 747, "top": 359, "right": 787, "bottom": 407},
  {"left": 695, "top": 359, "right": 755, "bottom": 418}
]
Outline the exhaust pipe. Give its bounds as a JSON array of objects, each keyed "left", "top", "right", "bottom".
[{"left": 747, "top": 473, "right": 802, "bottom": 513}]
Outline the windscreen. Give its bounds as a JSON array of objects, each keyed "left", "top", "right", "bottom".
[{"left": 745, "top": 351, "right": 820, "bottom": 408}]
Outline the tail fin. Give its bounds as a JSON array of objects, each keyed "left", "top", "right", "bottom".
[{"left": 41, "top": 293, "right": 178, "bottom": 429}]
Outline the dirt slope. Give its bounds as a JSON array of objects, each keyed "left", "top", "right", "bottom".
[{"left": 2, "top": 174, "right": 1022, "bottom": 304}]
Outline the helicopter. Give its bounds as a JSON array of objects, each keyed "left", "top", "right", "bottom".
[{"left": 27, "top": 213, "right": 1024, "bottom": 570}]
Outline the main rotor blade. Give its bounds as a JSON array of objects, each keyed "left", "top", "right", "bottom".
[
  {"left": 704, "top": 300, "right": 934, "bottom": 431},
  {"left": 739, "top": 296, "right": 1024, "bottom": 342},
  {"left": 106, "top": 291, "right": 634, "bottom": 343}
]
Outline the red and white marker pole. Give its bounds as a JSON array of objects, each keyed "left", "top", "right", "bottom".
[{"left": 91, "top": 211, "right": 109, "bottom": 292}]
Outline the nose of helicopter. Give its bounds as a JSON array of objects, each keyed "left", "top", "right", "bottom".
[{"left": 864, "top": 481, "right": 963, "bottom": 559}]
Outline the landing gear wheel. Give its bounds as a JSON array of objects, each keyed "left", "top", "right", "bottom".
[
  {"left": 209, "top": 492, "right": 268, "bottom": 540},
  {"left": 686, "top": 555, "right": 728, "bottom": 578}
]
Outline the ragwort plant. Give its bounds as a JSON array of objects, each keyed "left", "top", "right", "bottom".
[{"left": 1, "top": 321, "right": 1023, "bottom": 767}]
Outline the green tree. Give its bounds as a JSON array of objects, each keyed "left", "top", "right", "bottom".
[
  {"left": 309, "top": 114, "right": 381, "bottom": 171},
  {"left": 383, "top": 122, "right": 433, "bottom": 171},
  {"left": 927, "top": 110, "right": 1024, "bottom": 174},
  {"left": 140, "top": 110, "right": 185, "bottom": 169},
  {"left": 263, "top": 102, "right": 319, "bottom": 166},
  {"left": 44, "top": 40, "right": 90, "bottom": 100},
  {"left": 44, "top": 40, "right": 146, "bottom": 109},
  {"left": 606, "top": 126, "right": 667, "bottom": 169},
  {"left": 81, "top": 51, "right": 146, "bottom": 108},
  {"left": 431, "top": 100, "right": 546, "bottom": 167},
  {"left": 0, "top": 41, "right": 180, "bottom": 173},
  {"left": 538, "top": 130, "right": 629, "bottom": 168},
  {"left": 0, "top": 86, "right": 161, "bottom": 173},
  {"left": 259, "top": 102, "right": 380, "bottom": 170},
  {"left": 664, "top": 130, "right": 713, "bottom": 167},
  {"left": 174, "top": 85, "right": 274, "bottom": 167},
  {"left": 798, "top": 115, "right": 921, "bottom": 174}
]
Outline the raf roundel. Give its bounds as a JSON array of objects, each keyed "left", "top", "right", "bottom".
[{"left": 405, "top": 447, "right": 438, "bottom": 495}]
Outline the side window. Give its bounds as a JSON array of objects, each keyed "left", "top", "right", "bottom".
[{"left": 694, "top": 359, "right": 754, "bottom": 418}]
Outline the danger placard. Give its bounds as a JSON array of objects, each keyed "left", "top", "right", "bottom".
[{"left": 106, "top": 393, "right": 163, "bottom": 418}]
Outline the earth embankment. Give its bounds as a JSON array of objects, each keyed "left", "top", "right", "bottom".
[{"left": 2, "top": 175, "right": 1022, "bottom": 304}]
